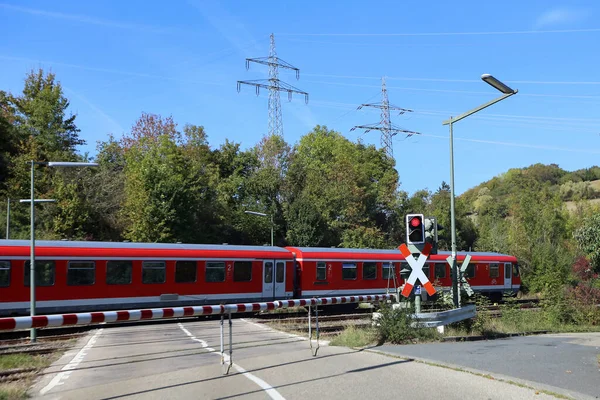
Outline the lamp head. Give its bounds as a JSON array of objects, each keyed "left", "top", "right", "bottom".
[{"left": 481, "top": 74, "right": 516, "bottom": 94}]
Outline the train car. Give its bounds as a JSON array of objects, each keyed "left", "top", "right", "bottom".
[
  {"left": 287, "top": 246, "right": 521, "bottom": 299},
  {"left": 0, "top": 239, "right": 521, "bottom": 316},
  {"left": 0, "top": 240, "right": 295, "bottom": 316},
  {"left": 430, "top": 251, "right": 521, "bottom": 299}
]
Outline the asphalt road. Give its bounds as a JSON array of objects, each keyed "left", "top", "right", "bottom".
[
  {"left": 376, "top": 333, "right": 600, "bottom": 399},
  {"left": 30, "top": 319, "right": 572, "bottom": 400}
]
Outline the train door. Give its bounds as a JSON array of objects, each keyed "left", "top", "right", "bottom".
[
  {"left": 262, "top": 260, "right": 286, "bottom": 300},
  {"left": 504, "top": 262, "right": 512, "bottom": 290},
  {"left": 274, "top": 261, "right": 286, "bottom": 299},
  {"left": 262, "top": 261, "right": 274, "bottom": 300}
]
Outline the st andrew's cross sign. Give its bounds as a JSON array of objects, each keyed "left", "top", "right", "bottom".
[{"left": 398, "top": 242, "right": 437, "bottom": 298}]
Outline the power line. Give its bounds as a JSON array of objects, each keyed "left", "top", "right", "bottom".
[
  {"left": 297, "top": 79, "right": 600, "bottom": 100},
  {"left": 289, "top": 72, "right": 600, "bottom": 86},
  {"left": 410, "top": 133, "right": 600, "bottom": 154},
  {"left": 277, "top": 28, "right": 600, "bottom": 37},
  {"left": 237, "top": 33, "right": 308, "bottom": 137}
]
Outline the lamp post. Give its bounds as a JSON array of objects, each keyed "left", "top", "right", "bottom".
[
  {"left": 28, "top": 161, "right": 97, "bottom": 342},
  {"left": 244, "top": 210, "right": 273, "bottom": 246},
  {"left": 6, "top": 198, "right": 56, "bottom": 239},
  {"left": 6, "top": 199, "right": 10, "bottom": 239},
  {"left": 442, "top": 74, "right": 517, "bottom": 308}
]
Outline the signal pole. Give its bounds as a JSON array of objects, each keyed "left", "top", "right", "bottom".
[
  {"left": 351, "top": 77, "right": 419, "bottom": 159},
  {"left": 237, "top": 33, "right": 308, "bottom": 138}
]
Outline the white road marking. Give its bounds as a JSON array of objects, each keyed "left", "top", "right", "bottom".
[
  {"left": 40, "top": 328, "right": 104, "bottom": 395},
  {"left": 177, "top": 322, "right": 286, "bottom": 400}
]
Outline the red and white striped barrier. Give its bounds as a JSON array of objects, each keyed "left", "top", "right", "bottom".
[{"left": 0, "top": 294, "right": 393, "bottom": 331}]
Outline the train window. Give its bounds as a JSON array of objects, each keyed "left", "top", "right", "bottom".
[
  {"left": 513, "top": 264, "right": 520, "bottom": 277},
  {"left": 363, "top": 262, "right": 377, "bottom": 280},
  {"left": 264, "top": 262, "right": 273, "bottom": 283},
  {"left": 423, "top": 264, "right": 430, "bottom": 279},
  {"left": 24, "top": 261, "right": 55, "bottom": 286},
  {"left": 489, "top": 263, "right": 499, "bottom": 278},
  {"left": 234, "top": 261, "right": 252, "bottom": 282},
  {"left": 505, "top": 263, "right": 511, "bottom": 279},
  {"left": 0, "top": 261, "right": 10, "bottom": 287},
  {"left": 342, "top": 263, "right": 357, "bottom": 280},
  {"left": 400, "top": 262, "right": 411, "bottom": 281},
  {"left": 276, "top": 262, "right": 285, "bottom": 283},
  {"left": 67, "top": 261, "right": 95, "bottom": 286},
  {"left": 382, "top": 262, "right": 393, "bottom": 280},
  {"left": 175, "top": 261, "right": 197, "bottom": 283},
  {"left": 143, "top": 261, "right": 166, "bottom": 284},
  {"left": 316, "top": 262, "right": 327, "bottom": 281},
  {"left": 206, "top": 262, "right": 225, "bottom": 282},
  {"left": 106, "top": 261, "right": 132, "bottom": 285},
  {"left": 465, "top": 263, "right": 475, "bottom": 278},
  {"left": 434, "top": 264, "right": 446, "bottom": 279}
]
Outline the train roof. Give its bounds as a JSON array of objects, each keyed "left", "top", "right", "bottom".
[
  {"left": 286, "top": 246, "right": 517, "bottom": 262},
  {"left": 0, "top": 240, "right": 294, "bottom": 259}
]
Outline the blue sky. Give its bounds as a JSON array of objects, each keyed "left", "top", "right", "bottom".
[{"left": 1, "top": 0, "right": 600, "bottom": 195}]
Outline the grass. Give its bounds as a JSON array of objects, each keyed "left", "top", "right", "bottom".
[
  {"left": 0, "top": 382, "right": 30, "bottom": 400},
  {"left": 0, "top": 345, "right": 72, "bottom": 400},
  {"left": 329, "top": 325, "right": 377, "bottom": 347},
  {"left": 0, "top": 354, "right": 50, "bottom": 370},
  {"left": 444, "top": 303, "right": 600, "bottom": 337}
]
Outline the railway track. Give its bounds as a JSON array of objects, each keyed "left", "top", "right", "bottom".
[{"left": 0, "top": 298, "right": 540, "bottom": 343}]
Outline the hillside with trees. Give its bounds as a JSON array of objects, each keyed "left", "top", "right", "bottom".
[{"left": 1, "top": 69, "right": 599, "bottom": 309}]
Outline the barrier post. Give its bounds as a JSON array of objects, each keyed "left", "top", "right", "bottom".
[
  {"left": 308, "top": 304, "right": 312, "bottom": 351},
  {"left": 226, "top": 312, "right": 233, "bottom": 375},
  {"left": 312, "top": 302, "right": 320, "bottom": 357},
  {"left": 220, "top": 314, "right": 224, "bottom": 367}
]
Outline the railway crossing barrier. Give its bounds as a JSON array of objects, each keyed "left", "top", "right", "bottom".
[
  {"left": 0, "top": 294, "right": 394, "bottom": 375},
  {"left": 373, "top": 304, "right": 477, "bottom": 333}
]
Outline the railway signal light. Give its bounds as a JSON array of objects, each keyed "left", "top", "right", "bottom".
[
  {"left": 424, "top": 217, "right": 438, "bottom": 244},
  {"left": 406, "top": 214, "right": 425, "bottom": 244}
]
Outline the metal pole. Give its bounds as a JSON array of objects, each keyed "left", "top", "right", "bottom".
[
  {"left": 29, "top": 161, "right": 37, "bottom": 342},
  {"left": 220, "top": 314, "right": 224, "bottom": 366},
  {"left": 270, "top": 214, "right": 274, "bottom": 246},
  {"left": 227, "top": 312, "right": 233, "bottom": 373},
  {"left": 449, "top": 119, "right": 460, "bottom": 309},
  {"left": 6, "top": 198, "right": 10, "bottom": 239}
]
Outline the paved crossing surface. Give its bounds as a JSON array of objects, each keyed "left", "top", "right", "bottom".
[
  {"left": 377, "top": 332, "right": 600, "bottom": 399},
  {"left": 31, "top": 318, "right": 576, "bottom": 399}
]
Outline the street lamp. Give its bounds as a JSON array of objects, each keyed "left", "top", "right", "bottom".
[
  {"left": 5, "top": 199, "right": 56, "bottom": 239},
  {"left": 28, "top": 161, "right": 98, "bottom": 342},
  {"left": 442, "top": 74, "right": 517, "bottom": 308},
  {"left": 244, "top": 210, "right": 273, "bottom": 246}
]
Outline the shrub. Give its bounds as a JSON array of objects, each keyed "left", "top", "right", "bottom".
[{"left": 375, "top": 303, "right": 439, "bottom": 344}]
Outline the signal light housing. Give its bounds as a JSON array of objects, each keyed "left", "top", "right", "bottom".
[{"left": 406, "top": 214, "right": 425, "bottom": 244}]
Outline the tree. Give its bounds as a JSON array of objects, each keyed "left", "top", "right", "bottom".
[
  {"left": 507, "top": 181, "right": 572, "bottom": 293},
  {"left": 121, "top": 114, "right": 194, "bottom": 242},
  {"left": 285, "top": 125, "right": 401, "bottom": 248},
  {"left": 573, "top": 213, "right": 600, "bottom": 272},
  {"left": 10, "top": 69, "right": 84, "bottom": 160}
]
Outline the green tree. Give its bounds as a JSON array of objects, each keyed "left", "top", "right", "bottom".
[
  {"left": 573, "top": 213, "right": 600, "bottom": 272},
  {"left": 10, "top": 69, "right": 83, "bottom": 160},
  {"left": 285, "top": 126, "right": 401, "bottom": 248},
  {"left": 121, "top": 113, "right": 194, "bottom": 242},
  {"left": 507, "top": 180, "right": 572, "bottom": 293}
]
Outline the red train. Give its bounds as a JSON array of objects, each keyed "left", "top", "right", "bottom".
[{"left": 0, "top": 240, "right": 520, "bottom": 316}]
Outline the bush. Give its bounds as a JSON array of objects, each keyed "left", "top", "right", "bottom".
[{"left": 375, "top": 303, "right": 439, "bottom": 344}]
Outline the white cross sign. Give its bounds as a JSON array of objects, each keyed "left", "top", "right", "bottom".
[{"left": 398, "top": 243, "right": 437, "bottom": 298}]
